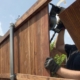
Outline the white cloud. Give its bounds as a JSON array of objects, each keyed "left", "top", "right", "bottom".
[{"left": 0, "top": 22, "right": 4, "bottom": 36}]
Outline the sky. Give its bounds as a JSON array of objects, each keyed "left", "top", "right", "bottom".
[{"left": 0, "top": 0, "right": 76, "bottom": 44}]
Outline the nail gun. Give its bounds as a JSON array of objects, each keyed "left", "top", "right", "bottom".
[{"left": 49, "top": 3, "right": 65, "bottom": 43}]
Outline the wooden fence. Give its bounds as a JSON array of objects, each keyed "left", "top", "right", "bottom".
[
  {"left": 0, "top": 0, "right": 78, "bottom": 80},
  {"left": 0, "top": 0, "right": 51, "bottom": 80}
]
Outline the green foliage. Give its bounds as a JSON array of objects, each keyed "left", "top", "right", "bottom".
[
  {"left": 50, "top": 42, "right": 55, "bottom": 51},
  {"left": 52, "top": 54, "right": 66, "bottom": 77},
  {"left": 54, "top": 54, "right": 66, "bottom": 65}
]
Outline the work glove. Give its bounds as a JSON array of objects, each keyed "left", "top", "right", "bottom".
[
  {"left": 44, "top": 57, "right": 60, "bottom": 73},
  {"left": 53, "top": 21, "right": 65, "bottom": 33}
]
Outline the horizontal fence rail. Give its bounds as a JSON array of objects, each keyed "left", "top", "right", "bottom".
[{"left": 16, "top": 74, "right": 75, "bottom": 80}]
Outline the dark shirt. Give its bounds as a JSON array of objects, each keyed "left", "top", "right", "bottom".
[
  {"left": 65, "top": 44, "right": 80, "bottom": 70},
  {"left": 65, "top": 44, "right": 77, "bottom": 58}
]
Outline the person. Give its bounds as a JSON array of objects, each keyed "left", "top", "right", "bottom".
[{"left": 44, "top": 21, "right": 80, "bottom": 79}]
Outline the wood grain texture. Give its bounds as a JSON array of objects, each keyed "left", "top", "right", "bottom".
[
  {"left": 0, "top": 6, "right": 50, "bottom": 79},
  {"left": 0, "top": 39, "right": 10, "bottom": 74},
  {"left": 16, "top": 74, "right": 75, "bottom": 80},
  {"left": 0, "top": 39, "right": 10, "bottom": 80},
  {"left": 13, "top": 6, "right": 50, "bottom": 76},
  {"left": 59, "top": 0, "right": 80, "bottom": 50}
]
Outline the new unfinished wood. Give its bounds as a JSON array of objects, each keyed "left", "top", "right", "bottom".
[
  {"left": 16, "top": 74, "right": 75, "bottom": 80},
  {"left": 59, "top": 0, "right": 80, "bottom": 50}
]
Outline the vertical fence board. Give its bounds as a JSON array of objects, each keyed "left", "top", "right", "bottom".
[
  {"left": 59, "top": 0, "right": 80, "bottom": 50},
  {"left": 36, "top": 9, "right": 42, "bottom": 75},
  {"left": 41, "top": 6, "right": 50, "bottom": 76},
  {"left": 0, "top": 39, "right": 10, "bottom": 80},
  {"left": 30, "top": 17, "right": 35, "bottom": 75},
  {"left": 14, "top": 30, "right": 18, "bottom": 74},
  {"left": 32, "top": 18, "right": 37, "bottom": 75}
]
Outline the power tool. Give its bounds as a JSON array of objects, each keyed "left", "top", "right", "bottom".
[{"left": 49, "top": 3, "right": 65, "bottom": 43}]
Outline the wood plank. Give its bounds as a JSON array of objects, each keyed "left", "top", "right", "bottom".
[
  {"left": 32, "top": 5, "right": 50, "bottom": 76},
  {"left": 40, "top": 5, "right": 50, "bottom": 76},
  {"left": 7, "top": 42, "right": 9, "bottom": 73},
  {"left": 34, "top": 15, "right": 38, "bottom": 75},
  {"left": 14, "top": 30, "right": 20, "bottom": 73},
  {"left": 0, "top": 74, "right": 10, "bottom": 79},
  {"left": 16, "top": 74, "right": 75, "bottom": 80},
  {"left": 35, "top": 7, "right": 42, "bottom": 75},
  {"left": 59, "top": 1, "right": 80, "bottom": 50},
  {"left": 18, "top": 28, "right": 23, "bottom": 73},
  {"left": 31, "top": 6, "right": 50, "bottom": 76},
  {"left": 27, "top": 20, "right": 31, "bottom": 74},
  {"left": 25, "top": 22, "right": 31, "bottom": 74},
  {"left": 29, "top": 16, "right": 35, "bottom": 75},
  {"left": 22, "top": 23, "right": 29, "bottom": 74},
  {"left": 20, "top": 27, "right": 24, "bottom": 73},
  {"left": 1, "top": 44, "right": 4, "bottom": 74}
]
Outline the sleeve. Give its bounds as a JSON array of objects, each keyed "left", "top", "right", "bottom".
[{"left": 65, "top": 44, "right": 77, "bottom": 57}]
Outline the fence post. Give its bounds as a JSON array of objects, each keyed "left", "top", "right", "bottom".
[{"left": 10, "top": 23, "right": 15, "bottom": 80}]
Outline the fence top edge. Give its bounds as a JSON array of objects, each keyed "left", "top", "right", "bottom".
[{"left": 15, "top": 0, "right": 51, "bottom": 28}]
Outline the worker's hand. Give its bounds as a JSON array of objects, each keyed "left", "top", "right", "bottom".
[
  {"left": 44, "top": 57, "right": 60, "bottom": 73},
  {"left": 54, "top": 21, "right": 65, "bottom": 33}
]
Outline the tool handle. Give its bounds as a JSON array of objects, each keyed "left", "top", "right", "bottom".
[{"left": 50, "top": 32, "right": 56, "bottom": 43}]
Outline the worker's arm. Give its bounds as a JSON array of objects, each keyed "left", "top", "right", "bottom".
[
  {"left": 55, "top": 29, "right": 66, "bottom": 54},
  {"left": 57, "top": 67, "right": 80, "bottom": 79},
  {"left": 45, "top": 57, "right": 80, "bottom": 79}
]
